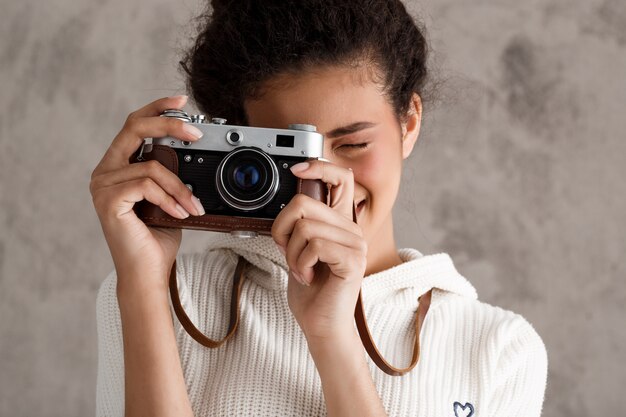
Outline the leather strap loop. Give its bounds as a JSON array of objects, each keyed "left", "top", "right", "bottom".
[
  {"left": 355, "top": 287, "right": 432, "bottom": 376},
  {"left": 169, "top": 255, "right": 246, "bottom": 348},
  {"left": 167, "top": 202, "right": 432, "bottom": 375},
  {"left": 351, "top": 201, "right": 433, "bottom": 375}
]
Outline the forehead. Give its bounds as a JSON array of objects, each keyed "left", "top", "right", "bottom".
[{"left": 243, "top": 64, "right": 393, "bottom": 133}]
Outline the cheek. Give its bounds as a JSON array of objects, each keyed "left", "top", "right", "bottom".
[{"left": 355, "top": 146, "right": 402, "bottom": 200}]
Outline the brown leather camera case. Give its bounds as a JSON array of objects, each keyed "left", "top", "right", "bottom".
[{"left": 130, "top": 144, "right": 328, "bottom": 235}]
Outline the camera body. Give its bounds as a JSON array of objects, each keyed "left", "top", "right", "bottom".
[{"left": 130, "top": 109, "right": 328, "bottom": 237}]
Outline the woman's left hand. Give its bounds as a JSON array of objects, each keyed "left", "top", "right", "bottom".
[{"left": 271, "top": 159, "right": 368, "bottom": 343}]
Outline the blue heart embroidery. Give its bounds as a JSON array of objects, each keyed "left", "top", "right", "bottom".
[{"left": 453, "top": 401, "right": 475, "bottom": 417}]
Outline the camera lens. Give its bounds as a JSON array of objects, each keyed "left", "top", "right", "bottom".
[
  {"left": 233, "top": 162, "right": 261, "bottom": 190},
  {"left": 216, "top": 147, "right": 280, "bottom": 211}
]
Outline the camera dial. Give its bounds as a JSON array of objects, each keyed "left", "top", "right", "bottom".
[
  {"left": 288, "top": 123, "right": 317, "bottom": 132},
  {"left": 160, "top": 109, "right": 192, "bottom": 122}
]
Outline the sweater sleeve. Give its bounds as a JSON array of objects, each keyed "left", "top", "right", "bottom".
[
  {"left": 487, "top": 317, "right": 548, "bottom": 417},
  {"left": 95, "top": 270, "right": 125, "bottom": 417}
]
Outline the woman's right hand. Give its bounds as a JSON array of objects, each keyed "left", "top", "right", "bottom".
[{"left": 89, "top": 95, "right": 206, "bottom": 293}]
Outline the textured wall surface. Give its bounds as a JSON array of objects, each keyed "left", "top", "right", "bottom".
[{"left": 0, "top": 0, "right": 624, "bottom": 416}]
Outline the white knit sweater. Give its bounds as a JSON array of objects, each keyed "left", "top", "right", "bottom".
[{"left": 96, "top": 233, "right": 548, "bottom": 417}]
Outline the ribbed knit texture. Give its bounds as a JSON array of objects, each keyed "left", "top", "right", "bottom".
[{"left": 96, "top": 234, "right": 548, "bottom": 416}]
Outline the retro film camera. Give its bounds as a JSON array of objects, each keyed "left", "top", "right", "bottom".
[{"left": 130, "top": 109, "right": 328, "bottom": 237}]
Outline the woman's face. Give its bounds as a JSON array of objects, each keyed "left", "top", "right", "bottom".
[{"left": 244, "top": 64, "right": 421, "bottom": 244}]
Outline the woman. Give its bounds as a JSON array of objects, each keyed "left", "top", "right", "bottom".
[{"left": 90, "top": 1, "right": 548, "bottom": 416}]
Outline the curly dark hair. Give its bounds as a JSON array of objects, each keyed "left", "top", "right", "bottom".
[{"left": 179, "top": 0, "right": 437, "bottom": 127}]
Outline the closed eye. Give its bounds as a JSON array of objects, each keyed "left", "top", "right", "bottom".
[{"left": 339, "top": 143, "right": 369, "bottom": 149}]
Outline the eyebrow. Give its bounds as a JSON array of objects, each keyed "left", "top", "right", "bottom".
[{"left": 325, "top": 121, "right": 377, "bottom": 139}]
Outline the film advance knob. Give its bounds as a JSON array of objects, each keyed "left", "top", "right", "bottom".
[{"left": 288, "top": 123, "right": 317, "bottom": 132}]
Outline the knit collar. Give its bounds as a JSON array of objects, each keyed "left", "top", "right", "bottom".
[{"left": 202, "top": 233, "right": 477, "bottom": 301}]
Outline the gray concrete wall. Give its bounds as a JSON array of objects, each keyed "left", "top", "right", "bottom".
[{"left": 0, "top": 0, "right": 623, "bottom": 415}]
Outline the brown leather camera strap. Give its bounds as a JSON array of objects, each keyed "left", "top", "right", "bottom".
[
  {"left": 168, "top": 255, "right": 247, "bottom": 348},
  {"left": 167, "top": 203, "right": 432, "bottom": 375},
  {"left": 355, "top": 285, "right": 432, "bottom": 376},
  {"left": 351, "top": 202, "right": 432, "bottom": 376}
]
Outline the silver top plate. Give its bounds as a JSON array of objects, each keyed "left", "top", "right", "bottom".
[{"left": 150, "top": 122, "right": 324, "bottom": 158}]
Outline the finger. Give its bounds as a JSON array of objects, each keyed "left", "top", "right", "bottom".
[
  {"left": 126, "top": 95, "right": 189, "bottom": 120},
  {"left": 94, "top": 177, "right": 191, "bottom": 222},
  {"left": 90, "top": 159, "right": 203, "bottom": 216},
  {"left": 120, "top": 115, "right": 203, "bottom": 163},
  {"left": 295, "top": 238, "right": 366, "bottom": 285},
  {"left": 289, "top": 159, "right": 354, "bottom": 220},
  {"left": 286, "top": 218, "right": 362, "bottom": 277},
  {"left": 271, "top": 193, "right": 362, "bottom": 250},
  {"left": 96, "top": 114, "right": 203, "bottom": 175},
  {"left": 92, "top": 95, "right": 191, "bottom": 178}
]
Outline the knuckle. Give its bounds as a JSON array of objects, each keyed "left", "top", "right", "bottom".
[
  {"left": 90, "top": 167, "right": 99, "bottom": 181},
  {"left": 92, "top": 189, "right": 112, "bottom": 214},
  {"left": 124, "top": 116, "right": 140, "bottom": 132},
  {"left": 125, "top": 110, "right": 142, "bottom": 126},
  {"left": 167, "top": 117, "right": 183, "bottom": 131},
  {"left": 309, "top": 159, "right": 322, "bottom": 170},
  {"left": 270, "top": 214, "right": 287, "bottom": 241},
  {"left": 292, "top": 193, "right": 309, "bottom": 207},
  {"left": 88, "top": 177, "right": 100, "bottom": 195},
  {"left": 270, "top": 223, "right": 280, "bottom": 240},
  {"left": 144, "top": 159, "right": 162, "bottom": 176},
  {"left": 140, "top": 177, "right": 155, "bottom": 189},
  {"left": 90, "top": 172, "right": 99, "bottom": 185},
  {"left": 293, "top": 219, "right": 310, "bottom": 236},
  {"left": 310, "top": 159, "right": 328, "bottom": 174},
  {"left": 310, "top": 238, "right": 324, "bottom": 251}
]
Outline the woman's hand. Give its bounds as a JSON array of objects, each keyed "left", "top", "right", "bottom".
[
  {"left": 271, "top": 160, "right": 367, "bottom": 342},
  {"left": 89, "top": 95, "right": 206, "bottom": 293}
]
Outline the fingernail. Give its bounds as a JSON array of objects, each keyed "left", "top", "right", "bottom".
[
  {"left": 191, "top": 195, "right": 205, "bottom": 216},
  {"left": 290, "top": 162, "right": 309, "bottom": 173},
  {"left": 183, "top": 123, "right": 203, "bottom": 139},
  {"left": 170, "top": 94, "right": 188, "bottom": 102},
  {"left": 292, "top": 270, "right": 309, "bottom": 286},
  {"left": 277, "top": 245, "right": 286, "bottom": 256},
  {"left": 175, "top": 203, "right": 190, "bottom": 219}
]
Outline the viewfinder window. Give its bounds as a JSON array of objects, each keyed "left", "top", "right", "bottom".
[{"left": 276, "top": 135, "right": 295, "bottom": 148}]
